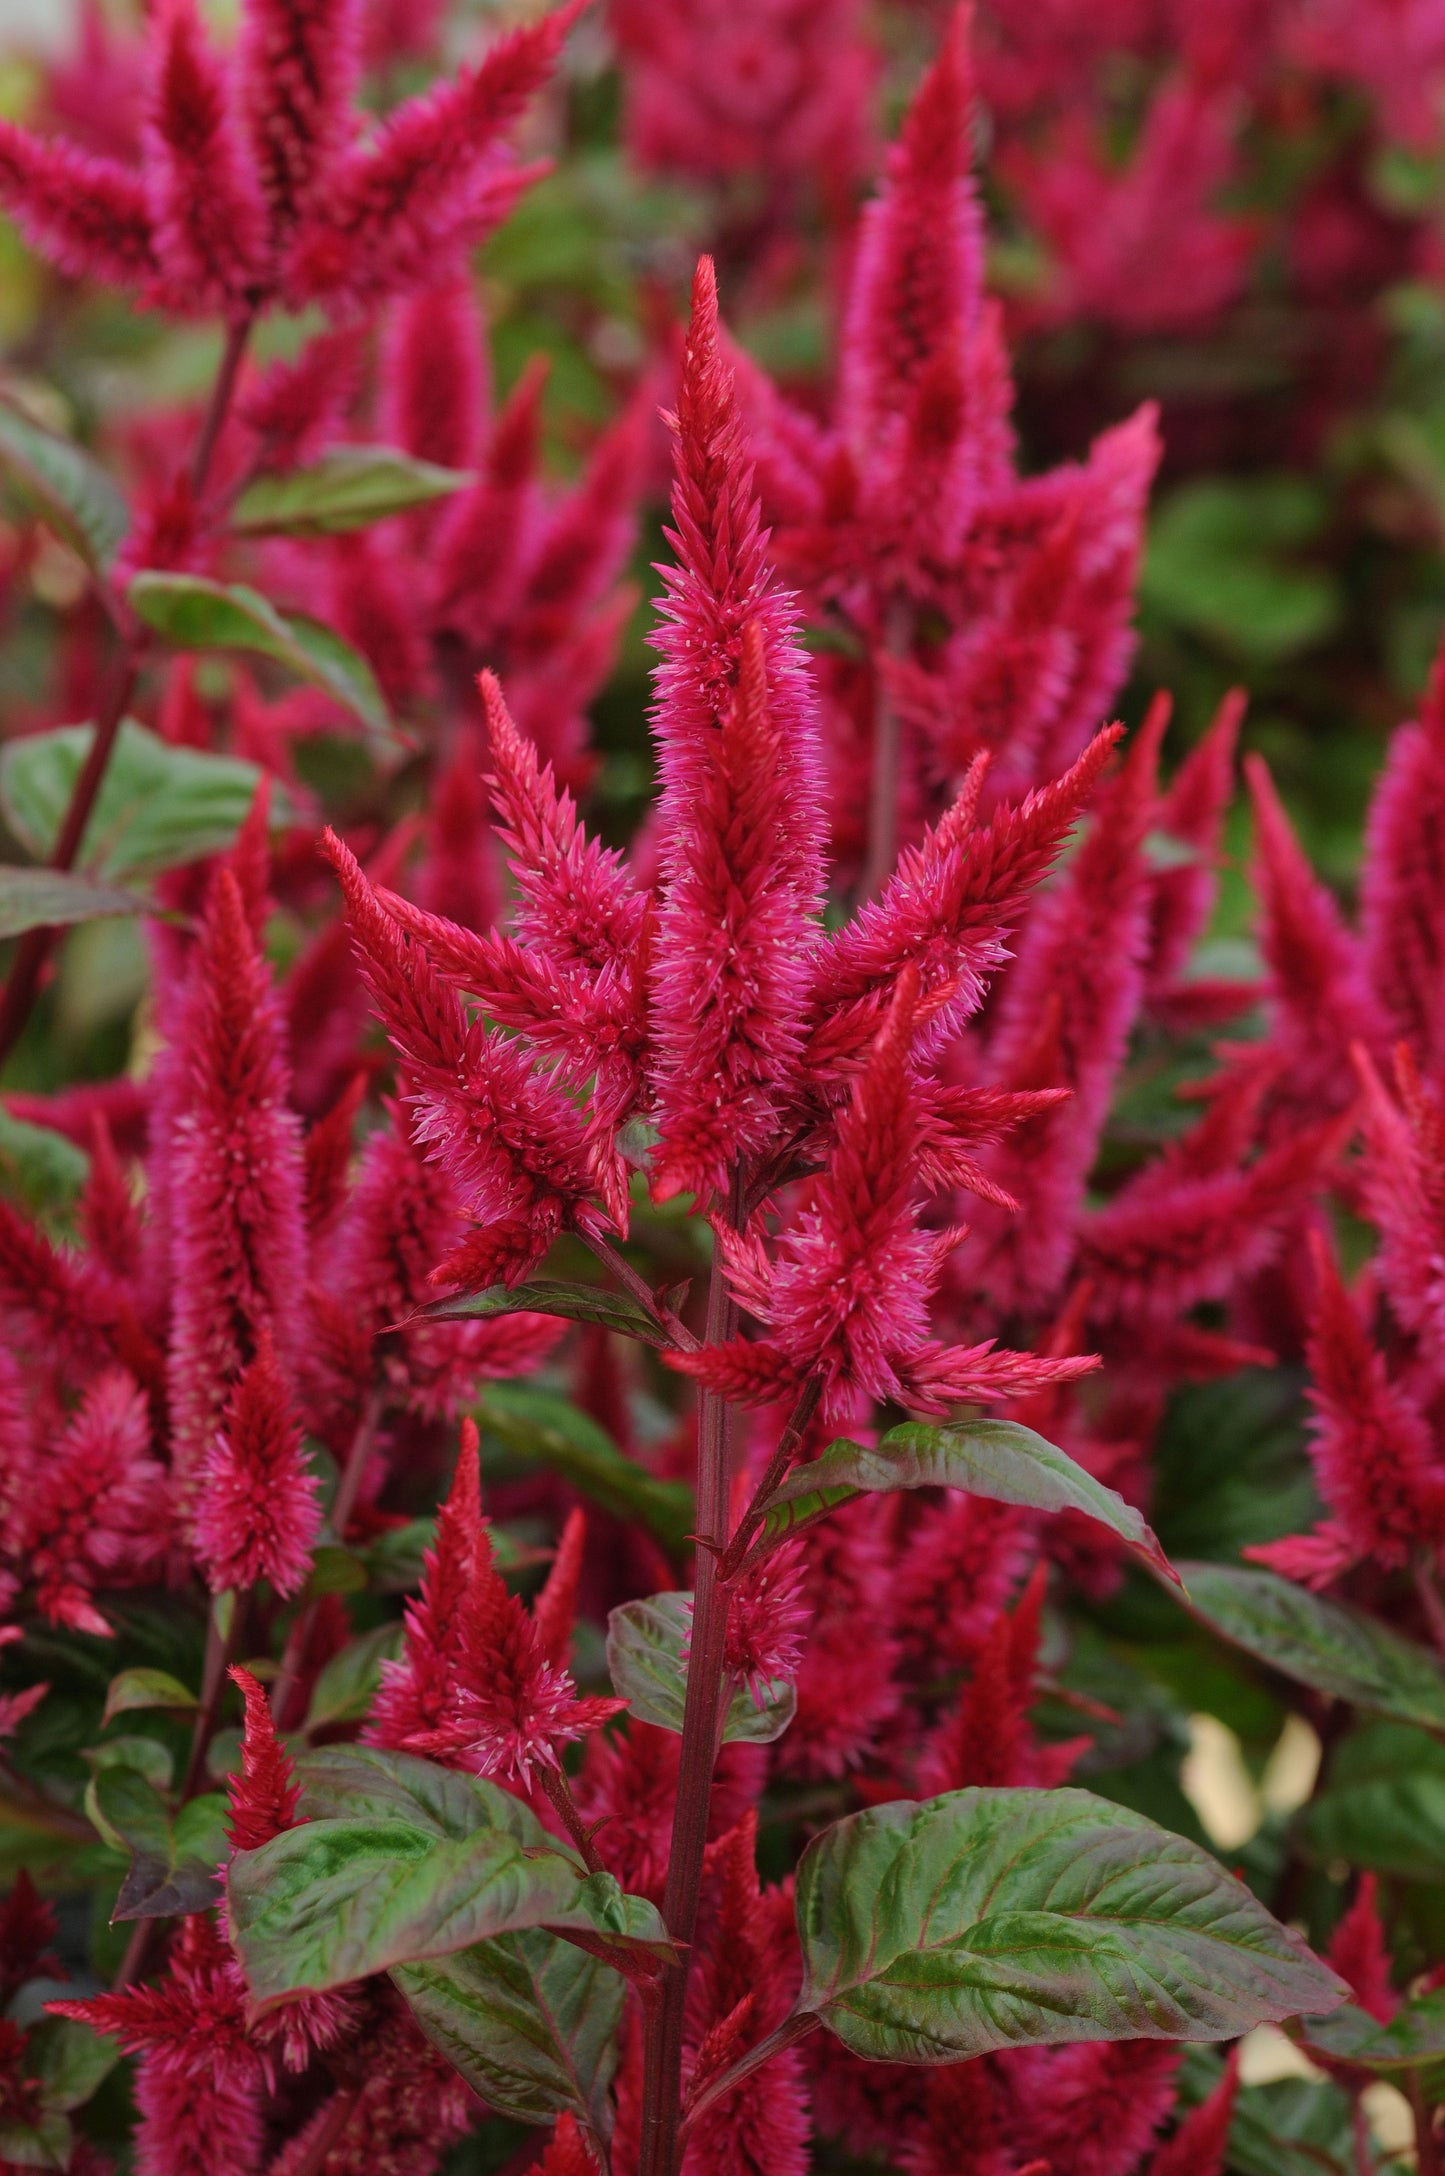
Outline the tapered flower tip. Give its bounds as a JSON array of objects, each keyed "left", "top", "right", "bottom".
[
  {"left": 226, "top": 1664, "right": 302, "bottom": 1853},
  {"left": 896, "top": 3, "right": 974, "bottom": 185}
]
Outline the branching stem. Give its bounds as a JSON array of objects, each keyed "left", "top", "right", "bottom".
[
  {"left": 637, "top": 1169, "right": 743, "bottom": 2176},
  {"left": 0, "top": 312, "right": 254, "bottom": 1072}
]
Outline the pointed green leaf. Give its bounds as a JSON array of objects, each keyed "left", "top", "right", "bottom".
[
  {"left": 395, "top": 1929, "right": 623, "bottom": 2136},
  {"left": 303, "top": 1623, "right": 403, "bottom": 1735},
  {"left": 0, "top": 2109, "right": 71, "bottom": 2170},
  {"left": 793, "top": 1788, "right": 1346, "bottom": 2064},
  {"left": 0, "top": 1106, "right": 89, "bottom": 1221},
  {"left": 228, "top": 1818, "right": 669, "bottom": 2007},
  {"left": 232, "top": 445, "right": 471, "bottom": 536},
  {"left": 422, "top": 1279, "right": 669, "bottom": 1347},
  {"left": 1299, "top": 1773, "right": 1445, "bottom": 1882},
  {"left": 1296, "top": 1992, "right": 1445, "bottom": 2072},
  {"left": 102, "top": 1668, "right": 199, "bottom": 1728},
  {"left": 477, "top": 1384, "right": 694, "bottom": 1553},
  {"left": 27, "top": 2018, "right": 121, "bottom": 2113},
  {"left": 0, "top": 719, "right": 290, "bottom": 882},
  {"left": 127, "top": 574, "right": 401, "bottom": 762},
  {"left": 113, "top": 1793, "right": 228, "bottom": 1923},
  {"left": 0, "top": 867, "right": 146, "bottom": 940},
  {"left": 1175, "top": 1561, "right": 1445, "bottom": 1734},
  {"left": 762, "top": 1420, "right": 1176, "bottom": 1582},
  {"left": 0, "top": 396, "right": 127, "bottom": 573},
  {"left": 289, "top": 1745, "right": 546, "bottom": 1840},
  {"left": 606, "top": 1590, "right": 795, "bottom": 1745}
]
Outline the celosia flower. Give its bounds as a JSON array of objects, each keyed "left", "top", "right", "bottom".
[
  {"left": 413, "top": 1520, "right": 624, "bottom": 1783},
  {"left": 195, "top": 1333, "right": 319, "bottom": 1597},
  {"left": 166, "top": 868, "right": 306, "bottom": 1493},
  {"left": 227, "top": 1665, "right": 303, "bottom": 1852},
  {"left": 1249, "top": 1230, "right": 1445, "bottom": 1583}
]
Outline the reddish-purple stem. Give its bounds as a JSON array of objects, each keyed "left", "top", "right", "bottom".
[
  {"left": 0, "top": 313, "right": 254, "bottom": 1074},
  {"left": 637, "top": 1172, "right": 743, "bottom": 2176}
]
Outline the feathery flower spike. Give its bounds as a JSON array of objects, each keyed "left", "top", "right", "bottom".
[{"left": 195, "top": 1332, "right": 319, "bottom": 1597}]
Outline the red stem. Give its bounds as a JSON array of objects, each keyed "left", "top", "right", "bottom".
[
  {"left": 637, "top": 1175, "right": 743, "bottom": 2176},
  {"left": 273, "top": 1391, "right": 382, "bottom": 1731},
  {"left": 1412, "top": 2077, "right": 1442, "bottom": 2176},
  {"left": 190, "top": 314, "right": 254, "bottom": 498},
  {"left": 0, "top": 312, "right": 254, "bottom": 1074},
  {"left": 0, "top": 647, "right": 139, "bottom": 1070},
  {"left": 679, "top": 2011, "right": 819, "bottom": 2135},
  {"left": 719, "top": 1373, "right": 823, "bottom": 1581},
  {"left": 539, "top": 1762, "right": 605, "bottom": 1875}
]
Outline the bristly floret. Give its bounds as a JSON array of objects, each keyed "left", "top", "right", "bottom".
[
  {"left": 1248, "top": 1229, "right": 1445, "bottom": 1586},
  {"left": 194, "top": 1332, "right": 319, "bottom": 1598},
  {"left": 650, "top": 619, "right": 824, "bottom": 1202},
  {"left": 673, "top": 971, "right": 1097, "bottom": 1421},
  {"left": 143, "top": 0, "right": 268, "bottom": 317},
  {"left": 324, "top": 827, "right": 608, "bottom": 1286},
  {"left": 376, "top": 1421, "right": 623, "bottom": 1784},
  {"left": 807, "top": 724, "right": 1121, "bottom": 1074},
  {"left": 650, "top": 257, "right": 825, "bottom": 919},
  {"left": 0, "top": 0, "right": 576, "bottom": 317},
  {"left": 226, "top": 1665, "right": 303, "bottom": 1852},
  {"left": 165, "top": 867, "right": 306, "bottom": 1495}
]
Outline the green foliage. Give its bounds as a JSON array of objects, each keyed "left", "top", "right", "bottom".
[
  {"left": 423, "top": 1279, "right": 670, "bottom": 1347},
  {"left": 792, "top": 1788, "right": 1347, "bottom": 2063},
  {"left": 1176, "top": 1561, "right": 1445, "bottom": 1733},
  {"left": 0, "top": 718, "right": 290, "bottom": 880},
  {"left": 0, "top": 866, "right": 145, "bottom": 939},
  {"left": 760, "top": 1419, "right": 1175, "bottom": 1580},
  {"left": 396, "top": 1931, "right": 625, "bottom": 2139},
  {"left": 475, "top": 1384, "right": 694, "bottom": 1553},
  {"left": 127, "top": 574, "right": 399, "bottom": 760},
  {"left": 606, "top": 1591, "right": 796, "bottom": 1743},
  {"left": 0, "top": 393, "right": 127, "bottom": 574},
  {"left": 227, "top": 1747, "right": 670, "bottom": 2005},
  {"left": 231, "top": 445, "right": 471, "bottom": 536}
]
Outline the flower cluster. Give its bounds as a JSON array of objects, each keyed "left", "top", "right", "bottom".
[{"left": 0, "top": 3, "right": 1442, "bottom": 2175}]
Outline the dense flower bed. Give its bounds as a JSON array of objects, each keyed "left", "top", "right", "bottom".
[{"left": 0, "top": 5, "right": 1444, "bottom": 2175}]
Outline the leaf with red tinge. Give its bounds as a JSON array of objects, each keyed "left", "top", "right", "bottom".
[
  {"left": 418, "top": 1279, "right": 669, "bottom": 1347},
  {"left": 793, "top": 1787, "right": 1347, "bottom": 2064},
  {"left": 0, "top": 867, "right": 147, "bottom": 940},
  {"left": 1175, "top": 1561, "right": 1445, "bottom": 1734},
  {"left": 760, "top": 1418, "right": 1179, "bottom": 1583}
]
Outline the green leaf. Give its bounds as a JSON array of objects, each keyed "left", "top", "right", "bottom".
[
  {"left": 421, "top": 1279, "right": 669, "bottom": 1348},
  {"left": 606, "top": 1591, "right": 795, "bottom": 1745},
  {"left": 0, "top": 718, "right": 289, "bottom": 882},
  {"left": 1296, "top": 1992, "right": 1445, "bottom": 2072},
  {"left": 304, "top": 1544, "right": 368, "bottom": 1597},
  {"left": 229, "top": 1820, "right": 669, "bottom": 2007},
  {"left": 304, "top": 1623, "right": 403, "bottom": 1734},
  {"left": 0, "top": 2110, "right": 71, "bottom": 2171},
  {"left": 102, "top": 1667, "right": 199, "bottom": 1728},
  {"left": 761, "top": 1420, "right": 1176, "bottom": 1583},
  {"left": 0, "top": 395, "right": 127, "bottom": 573},
  {"left": 112, "top": 1791, "right": 229, "bottom": 1923},
  {"left": 0, "top": 867, "right": 146, "bottom": 940},
  {"left": 290, "top": 1745, "right": 547, "bottom": 1838},
  {"left": 477, "top": 1384, "right": 694, "bottom": 1554},
  {"left": 0, "top": 1107, "right": 88, "bottom": 1221},
  {"left": 395, "top": 1928, "right": 623, "bottom": 2137},
  {"left": 1299, "top": 1771, "right": 1445, "bottom": 1882},
  {"left": 793, "top": 1787, "right": 1346, "bottom": 2064},
  {"left": 1142, "top": 477, "right": 1341, "bottom": 662},
  {"left": 1176, "top": 1562, "right": 1445, "bottom": 1734},
  {"left": 232, "top": 445, "right": 471, "bottom": 536},
  {"left": 127, "top": 574, "right": 400, "bottom": 762},
  {"left": 27, "top": 2018, "right": 121, "bottom": 2113}
]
